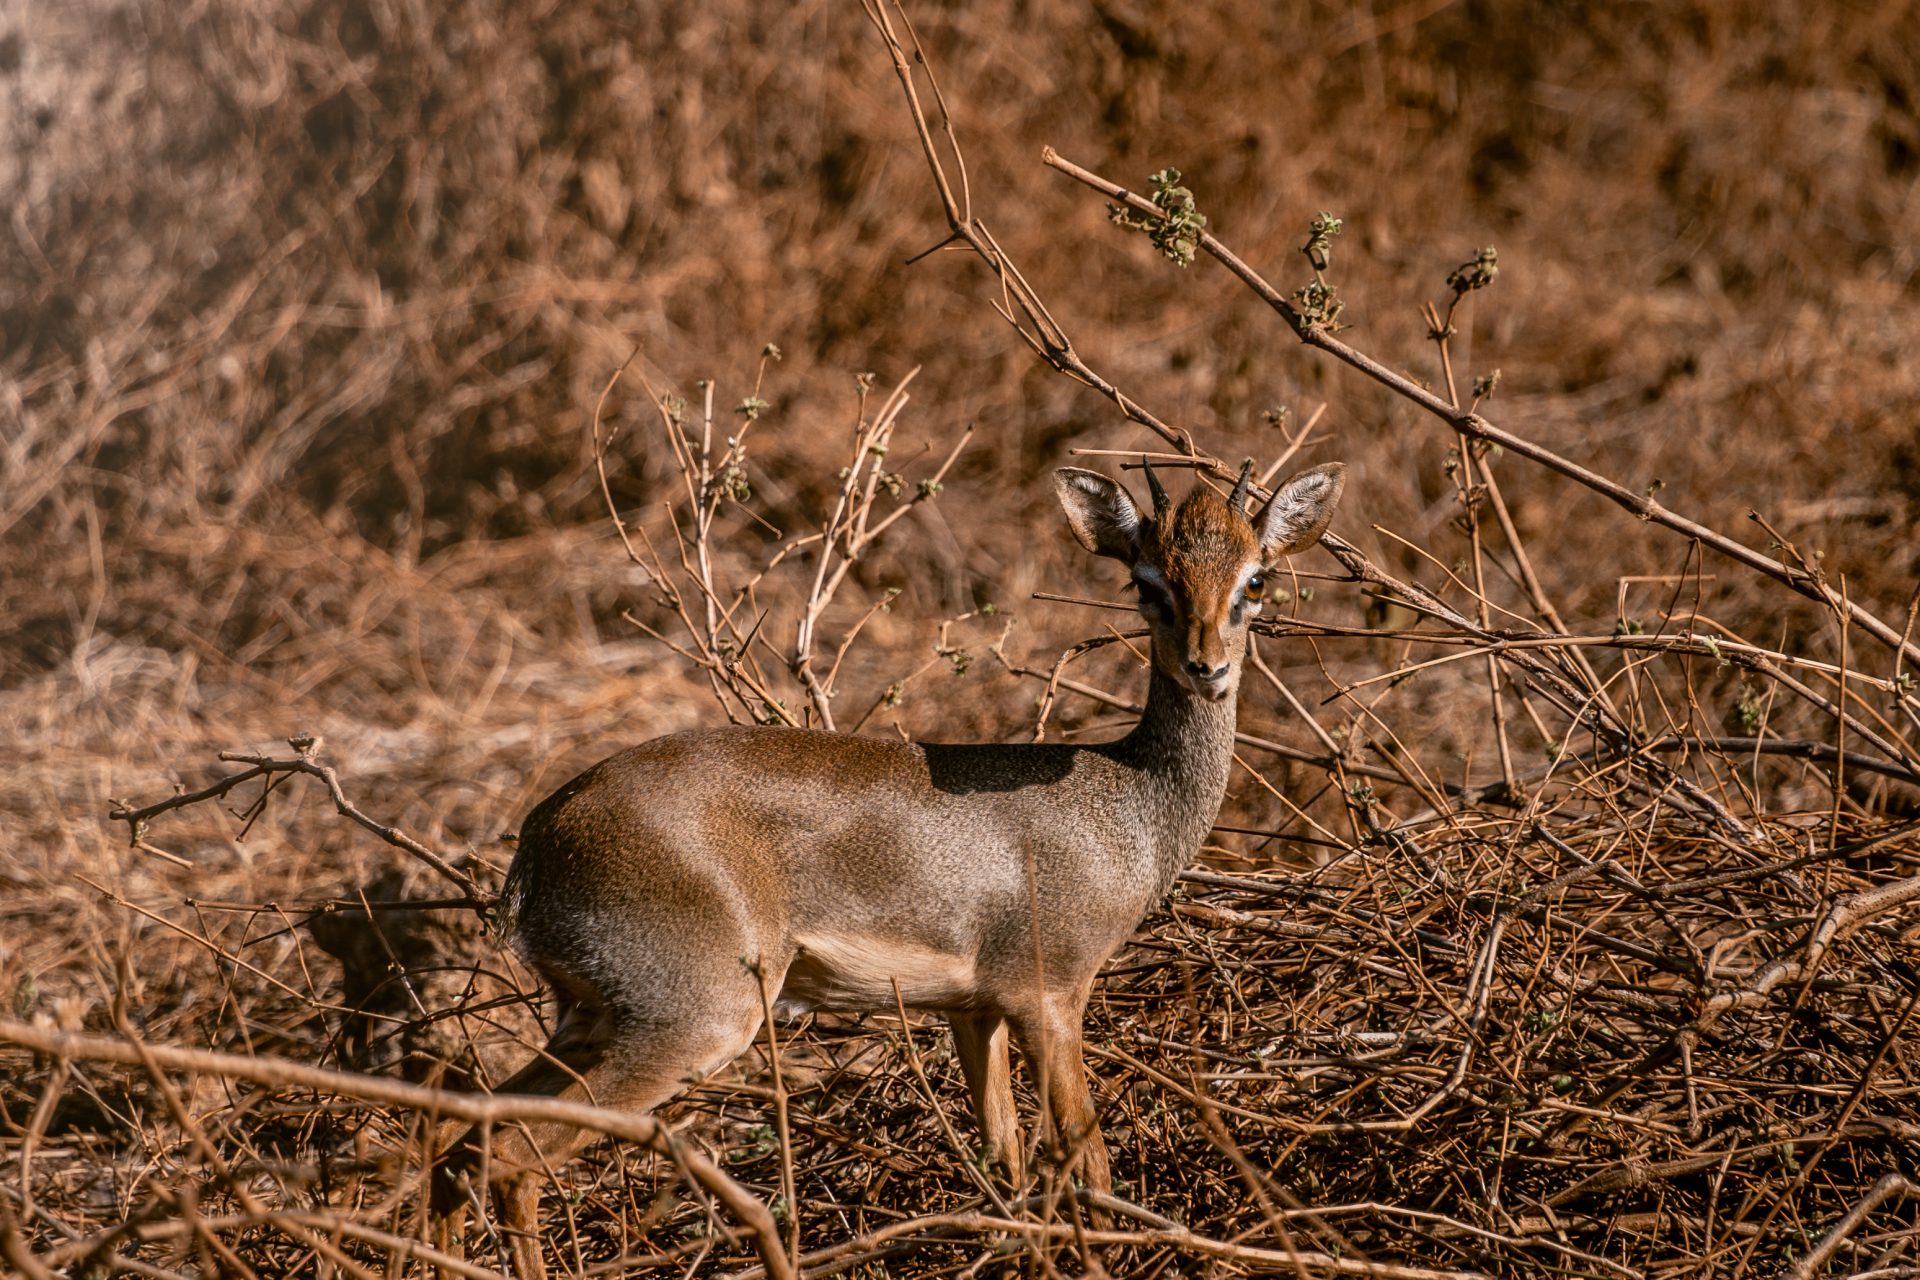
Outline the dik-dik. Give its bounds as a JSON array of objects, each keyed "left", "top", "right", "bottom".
[{"left": 436, "top": 459, "right": 1346, "bottom": 1275}]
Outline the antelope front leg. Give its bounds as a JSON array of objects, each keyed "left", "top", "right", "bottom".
[
  {"left": 1013, "top": 1002, "right": 1112, "bottom": 1200},
  {"left": 949, "top": 1011, "right": 1025, "bottom": 1183}
]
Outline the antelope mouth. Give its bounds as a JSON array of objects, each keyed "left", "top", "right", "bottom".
[{"left": 1186, "top": 671, "right": 1234, "bottom": 701}]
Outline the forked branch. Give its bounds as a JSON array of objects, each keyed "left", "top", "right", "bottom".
[
  {"left": 864, "top": 0, "right": 1774, "bottom": 839},
  {"left": 106, "top": 737, "right": 488, "bottom": 901},
  {"left": 1040, "top": 148, "right": 1920, "bottom": 669}
]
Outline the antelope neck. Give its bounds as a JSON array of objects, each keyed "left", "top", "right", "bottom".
[{"left": 1109, "top": 662, "right": 1239, "bottom": 888}]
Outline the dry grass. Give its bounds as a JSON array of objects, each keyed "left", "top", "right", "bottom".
[{"left": 4, "top": 0, "right": 1920, "bottom": 1275}]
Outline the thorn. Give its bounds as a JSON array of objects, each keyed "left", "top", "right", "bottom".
[{"left": 904, "top": 231, "right": 962, "bottom": 266}]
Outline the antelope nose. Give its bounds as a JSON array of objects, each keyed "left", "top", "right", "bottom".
[{"left": 1185, "top": 659, "right": 1229, "bottom": 682}]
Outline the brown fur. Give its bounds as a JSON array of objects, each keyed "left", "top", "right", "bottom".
[
  {"left": 1143, "top": 488, "right": 1263, "bottom": 679},
  {"left": 432, "top": 464, "right": 1345, "bottom": 1278}
]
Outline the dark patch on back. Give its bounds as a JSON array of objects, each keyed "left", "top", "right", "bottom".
[{"left": 921, "top": 742, "right": 1079, "bottom": 794}]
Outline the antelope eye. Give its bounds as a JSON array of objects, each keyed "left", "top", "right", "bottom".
[
  {"left": 1131, "top": 577, "right": 1168, "bottom": 614},
  {"left": 1245, "top": 575, "right": 1266, "bottom": 601}
]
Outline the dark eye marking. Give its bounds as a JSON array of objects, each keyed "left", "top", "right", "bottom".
[{"left": 1129, "top": 575, "right": 1172, "bottom": 616}]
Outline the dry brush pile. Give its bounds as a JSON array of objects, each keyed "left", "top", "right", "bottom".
[{"left": 5, "top": 0, "right": 1920, "bottom": 1276}]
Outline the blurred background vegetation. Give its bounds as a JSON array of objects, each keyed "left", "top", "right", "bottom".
[{"left": 7, "top": 0, "right": 1916, "bottom": 741}]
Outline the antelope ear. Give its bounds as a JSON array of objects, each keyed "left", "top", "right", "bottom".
[
  {"left": 1053, "top": 467, "right": 1141, "bottom": 561},
  {"left": 1255, "top": 462, "right": 1347, "bottom": 560}
]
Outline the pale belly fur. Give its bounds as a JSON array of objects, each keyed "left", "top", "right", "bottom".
[{"left": 773, "top": 931, "right": 980, "bottom": 1018}]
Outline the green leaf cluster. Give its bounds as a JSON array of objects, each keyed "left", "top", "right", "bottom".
[{"left": 1108, "top": 166, "right": 1208, "bottom": 268}]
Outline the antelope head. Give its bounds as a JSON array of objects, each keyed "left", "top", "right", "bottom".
[{"left": 1054, "top": 460, "right": 1347, "bottom": 700}]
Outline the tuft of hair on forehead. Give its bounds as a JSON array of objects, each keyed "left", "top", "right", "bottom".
[{"left": 1142, "top": 483, "right": 1258, "bottom": 584}]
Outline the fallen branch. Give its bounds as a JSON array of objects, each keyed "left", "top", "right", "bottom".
[
  {"left": 0, "top": 1020, "right": 794, "bottom": 1280},
  {"left": 1782, "top": 1172, "right": 1919, "bottom": 1280},
  {"left": 722, "top": 1206, "right": 1495, "bottom": 1280}
]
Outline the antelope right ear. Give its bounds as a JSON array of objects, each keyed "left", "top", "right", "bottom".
[
  {"left": 1053, "top": 467, "right": 1141, "bottom": 561},
  {"left": 1255, "top": 462, "right": 1347, "bottom": 560}
]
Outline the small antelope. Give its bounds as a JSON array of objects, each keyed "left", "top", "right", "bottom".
[{"left": 435, "top": 459, "right": 1346, "bottom": 1275}]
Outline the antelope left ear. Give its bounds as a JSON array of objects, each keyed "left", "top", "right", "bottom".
[
  {"left": 1255, "top": 462, "right": 1347, "bottom": 561},
  {"left": 1053, "top": 467, "right": 1142, "bottom": 561}
]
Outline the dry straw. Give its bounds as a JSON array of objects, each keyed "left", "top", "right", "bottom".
[{"left": 5, "top": 1, "right": 1920, "bottom": 1277}]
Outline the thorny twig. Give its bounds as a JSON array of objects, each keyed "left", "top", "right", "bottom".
[{"left": 107, "top": 736, "right": 487, "bottom": 901}]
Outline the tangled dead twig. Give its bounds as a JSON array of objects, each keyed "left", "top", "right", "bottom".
[
  {"left": 107, "top": 738, "right": 490, "bottom": 901},
  {"left": 0, "top": 1020, "right": 795, "bottom": 1280}
]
